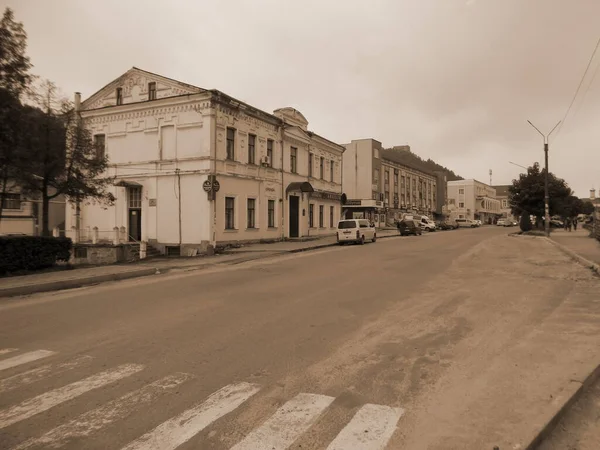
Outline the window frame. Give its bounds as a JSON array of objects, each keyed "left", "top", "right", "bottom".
[
  {"left": 116, "top": 87, "right": 123, "bottom": 105},
  {"left": 248, "top": 134, "right": 256, "bottom": 165},
  {"left": 319, "top": 204, "right": 324, "bottom": 228},
  {"left": 290, "top": 147, "right": 297, "bottom": 173},
  {"left": 309, "top": 203, "right": 314, "bottom": 228},
  {"left": 148, "top": 82, "right": 157, "bottom": 101},
  {"left": 226, "top": 128, "right": 236, "bottom": 160},
  {"left": 1, "top": 193, "right": 21, "bottom": 210},
  {"left": 246, "top": 198, "right": 256, "bottom": 229},
  {"left": 329, "top": 205, "right": 334, "bottom": 227},
  {"left": 266, "top": 139, "right": 274, "bottom": 167},
  {"left": 319, "top": 157, "right": 324, "bottom": 179},
  {"left": 268, "top": 199, "right": 275, "bottom": 228},
  {"left": 330, "top": 160, "right": 334, "bottom": 182},
  {"left": 94, "top": 134, "right": 106, "bottom": 160},
  {"left": 308, "top": 153, "right": 313, "bottom": 177},
  {"left": 225, "top": 196, "right": 235, "bottom": 230}
]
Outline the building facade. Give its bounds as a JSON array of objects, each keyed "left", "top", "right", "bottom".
[
  {"left": 342, "top": 139, "right": 437, "bottom": 226},
  {"left": 447, "top": 179, "right": 501, "bottom": 223},
  {"left": 65, "top": 67, "right": 344, "bottom": 254},
  {"left": 492, "top": 185, "right": 515, "bottom": 222},
  {"left": 1, "top": 181, "right": 65, "bottom": 236}
]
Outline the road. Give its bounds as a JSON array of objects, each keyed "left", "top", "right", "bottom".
[{"left": 1, "top": 227, "right": 599, "bottom": 450}]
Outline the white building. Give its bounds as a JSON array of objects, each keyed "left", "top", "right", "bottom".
[
  {"left": 447, "top": 179, "right": 501, "bottom": 224},
  {"left": 65, "top": 68, "right": 344, "bottom": 254}
]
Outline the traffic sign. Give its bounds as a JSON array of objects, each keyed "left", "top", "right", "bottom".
[
  {"left": 212, "top": 180, "right": 220, "bottom": 192},
  {"left": 202, "top": 180, "right": 212, "bottom": 192}
]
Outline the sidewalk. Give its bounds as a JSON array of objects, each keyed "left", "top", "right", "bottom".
[
  {"left": 0, "top": 229, "right": 401, "bottom": 298},
  {"left": 550, "top": 228, "right": 600, "bottom": 267}
]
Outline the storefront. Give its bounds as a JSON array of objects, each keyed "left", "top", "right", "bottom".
[{"left": 341, "top": 199, "right": 386, "bottom": 227}]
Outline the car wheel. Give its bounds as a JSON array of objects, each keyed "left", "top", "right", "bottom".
[
  {"left": 359, "top": 235, "right": 365, "bottom": 245},
  {"left": 372, "top": 234, "right": 376, "bottom": 243}
]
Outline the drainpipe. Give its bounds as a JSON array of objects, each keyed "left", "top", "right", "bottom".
[
  {"left": 176, "top": 168, "right": 182, "bottom": 250},
  {"left": 73, "top": 92, "right": 82, "bottom": 243},
  {"left": 279, "top": 123, "right": 285, "bottom": 241},
  {"left": 211, "top": 97, "right": 217, "bottom": 250}
]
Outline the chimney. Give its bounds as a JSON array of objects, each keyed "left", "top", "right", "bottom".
[
  {"left": 591, "top": 188, "right": 596, "bottom": 200},
  {"left": 74, "top": 92, "right": 81, "bottom": 112}
]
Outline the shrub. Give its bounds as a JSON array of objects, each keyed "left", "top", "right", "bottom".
[
  {"left": 0, "top": 236, "right": 72, "bottom": 275},
  {"left": 520, "top": 213, "right": 532, "bottom": 232}
]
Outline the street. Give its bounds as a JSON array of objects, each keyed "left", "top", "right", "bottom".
[{"left": 1, "top": 227, "right": 600, "bottom": 449}]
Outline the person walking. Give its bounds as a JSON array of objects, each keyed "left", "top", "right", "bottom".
[{"left": 573, "top": 218, "right": 578, "bottom": 231}]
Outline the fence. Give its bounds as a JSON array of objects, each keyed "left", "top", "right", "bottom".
[
  {"left": 594, "top": 207, "right": 600, "bottom": 242},
  {"left": 55, "top": 226, "right": 131, "bottom": 245}
]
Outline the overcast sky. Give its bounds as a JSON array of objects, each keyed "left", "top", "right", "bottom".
[{"left": 7, "top": 0, "right": 600, "bottom": 197}]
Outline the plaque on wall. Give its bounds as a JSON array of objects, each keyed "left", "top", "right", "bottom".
[{"left": 149, "top": 199, "right": 157, "bottom": 207}]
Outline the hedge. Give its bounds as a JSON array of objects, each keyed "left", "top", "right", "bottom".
[{"left": 0, "top": 236, "right": 72, "bottom": 275}]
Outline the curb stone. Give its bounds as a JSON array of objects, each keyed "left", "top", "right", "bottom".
[
  {"left": 544, "top": 237, "right": 600, "bottom": 276},
  {"left": 525, "top": 361, "right": 600, "bottom": 449}
]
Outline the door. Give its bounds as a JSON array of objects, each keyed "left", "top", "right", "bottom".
[
  {"left": 128, "top": 209, "right": 142, "bottom": 241},
  {"left": 289, "top": 195, "right": 299, "bottom": 238}
]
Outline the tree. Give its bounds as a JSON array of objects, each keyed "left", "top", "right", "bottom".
[
  {"left": 520, "top": 211, "right": 532, "bottom": 232},
  {"left": 0, "top": 7, "right": 32, "bottom": 226},
  {"left": 582, "top": 201, "right": 596, "bottom": 215},
  {"left": 508, "top": 163, "right": 572, "bottom": 227},
  {"left": 17, "top": 81, "right": 115, "bottom": 236}
]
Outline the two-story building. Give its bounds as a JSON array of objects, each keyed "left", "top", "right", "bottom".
[
  {"left": 492, "top": 184, "right": 515, "bottom": 222},
  {"left": 342, "top": 139, "right": 438, "bottom": 226},
  {"left": 65, "top": 67, "right": 344, "bottom": 255},
  {"left": 447, "top": 179, "right": 501, "bottom": 224}
]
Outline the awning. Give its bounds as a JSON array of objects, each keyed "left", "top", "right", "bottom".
[
  {"left": 114, "top": 180, "right": 142, "bottom": 187},
  {"left": 286, "top": 181, "right": 314, "bottom": 195}
]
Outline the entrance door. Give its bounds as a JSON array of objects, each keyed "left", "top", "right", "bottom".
[
  {"left": 128, "top": 209, "right": 142, "bottom": 241},
  {"left": 128, "top": 186, "right": 142, "bottom": 241},
  {"left": 289, "top": 195, "right": 300, "bottom": 238}
]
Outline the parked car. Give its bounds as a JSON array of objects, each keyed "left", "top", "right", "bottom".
[
  {"left": 455, "top": 218, "right": 477, "bottom": 228},
  {"left": 436, "top": 221, "right": 456, "bottom": 230},
  {"left": 473, "top": 220, "right": 482, "bottom": 227},
  {"left": 336, "top": 219, "right": 376, "bottom": 245},
  {"left": 397, "top": 219, "right": 422, "bottom": 236},
  {"left": 497, "top": 219, "right": 512, "bottom": 227}
]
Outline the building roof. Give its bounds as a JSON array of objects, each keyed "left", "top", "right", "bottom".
[
  {"left": 492, "top": 185, "right": 511, "bottom": 197},
  {"left": 380, "top": 148, "right": 434, "bottom": 176}
]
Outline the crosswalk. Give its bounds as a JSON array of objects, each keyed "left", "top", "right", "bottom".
[{"left": 0, "top": 348, "right": 405, "bottom": 449}]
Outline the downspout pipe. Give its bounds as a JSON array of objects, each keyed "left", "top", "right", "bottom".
[{"left": 279, "top": 122, "right": 285, "bottom": 241}]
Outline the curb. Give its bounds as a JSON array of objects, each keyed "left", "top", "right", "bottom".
[
  {"left": 544, "top": 237, "right": 600, "bottom": 275},
  {"left": 0, "top": 267, "right": 158, "bottom": 299},
  {"left": 525, "top": 361, "right": 600, "bottom": 449}
]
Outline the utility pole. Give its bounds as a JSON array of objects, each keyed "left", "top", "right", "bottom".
[{"left": 527, "top": 120, "right": 561, "bottom": 237}]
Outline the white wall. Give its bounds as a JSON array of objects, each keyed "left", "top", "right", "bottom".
[{"left": 343, "top": 139, "right": 374, "bottom": 200}]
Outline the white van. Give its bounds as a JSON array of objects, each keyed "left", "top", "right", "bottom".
[
  {"left": 404, "top": 214, "right": 436, "bottom": 232},
  {"left": 455, "top": 218, "right": 476, "bottom": 228},
  {"left": 336, "top": 219, "right": 376, "bottom": 245}
]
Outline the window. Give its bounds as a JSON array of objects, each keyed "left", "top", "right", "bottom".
[
  {"left": 459, "top": 202, "right": 465, "bottom": 208},
  {"left": 330, "top": 206, "right": 334, "bottom": 227},
  {"left": 268, "top": 200, "right": 275, "bottom": 227},
  {"left": 225, "top": 197, "right": 235, "bottom": 229},
  {"left": 247, "top": 198, "right": 256, "bottom": 228},
  {"left": 309, "top": 203, "right": 314, "bottom": 227},
  {"left": 384, "top": 170, "right": 389, "bottom": 186},
  {"left": 394, "top": 173, "right": 398, "bottom": 192},
  {"left": 266, "top": 139, "right": 274, "bottom": 167},
  {"left": 319, "top": 157, "right": 324, "bottom": 179},
  {"left": 319, "top": 205, "right": 324, "bottom": 227},
  {"left": 248, "top": 134, "right": 256, "bottom": 165},
  {"left": 116, "top": 87, "right": 123, "bottom": 105},
  {"left": 459, "top": 188, "right": 465, "bottom": 194},
  {"left": 330, "top": 161, "right": 334, "bottom": 182},
  {"left": 308, "top": 153, "right": 313, "bottom": 177},
  {"left": 128, "top": 187, "right": 142, "bottom": 208},
  {"left": 290, "top": 147, "right": 297, "bottom": 173},
  {"left": 1, "top": 193, "right": 21, "bottom": 210},
  {"left": 93, "top": 134, "right": 106, "bottom": 160},
  {"left": 226, "top": 128, "right": 235, "bottom": 160},
  {"left": 374, "top": 169, "right": 380, "bottom": 184},
  {"left": 148, "top": 82, "right": 156, "bottom": 100}
]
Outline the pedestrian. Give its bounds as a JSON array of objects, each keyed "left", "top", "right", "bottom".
[
  {"left": 564, "top": 218, "right": 569, "bottom": 231},
  {"left": 573, "top": 218, "right": 578, "bottom": 231},
  {"left": 567, "top": 217, "right": 572, "bottom": 232}
]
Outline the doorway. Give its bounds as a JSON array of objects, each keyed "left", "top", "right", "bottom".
[
  {"left": 289, "top": 195, "right": 299, "bottom": 238},
  {"left": 128, "top": 186, "right": 142, "bottom": 241}
]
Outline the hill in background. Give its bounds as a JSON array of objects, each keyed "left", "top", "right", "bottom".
[{"left": 387, "top": 145, "right": 463, "bottom": 181}]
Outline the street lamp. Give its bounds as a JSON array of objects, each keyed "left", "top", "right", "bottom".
[
  {"left": 508, "top": 161, "right": 528, "bottom": 171},
  {"left": 527, "top": 120, "right": 561, "bottom": 237}
]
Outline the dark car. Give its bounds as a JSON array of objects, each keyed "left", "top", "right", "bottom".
[
  {"left": 436, "top": 221, "right": 454, "bottom": 231},
  {"left": 397, "top": 219, "right": 422, "bottom": 236}
]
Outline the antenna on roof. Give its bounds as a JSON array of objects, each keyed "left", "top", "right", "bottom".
[{"left": 489, "top": 169, "right": 492, "bottom": 186}]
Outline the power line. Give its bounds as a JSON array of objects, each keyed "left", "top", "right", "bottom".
[
  {"left": 554, "top": 35, "right": 600, "bottom": 140},
  {"left": 573, "top": 54, "right": 600, "bottom": 118}
]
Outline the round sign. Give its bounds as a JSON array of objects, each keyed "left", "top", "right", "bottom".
[
  {"left": 202, "top": 180, "right": 212, "bottom": 192},
  {"left": 212, "top": 180, "right": 220, "bottom": 192}
]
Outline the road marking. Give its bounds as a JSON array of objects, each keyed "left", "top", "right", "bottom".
[
  {"left": 0, "top": 363, "right": 143, "bottom": 429},
  {"left": 0, "top": 350, "right": 56, "bottom": 372},
  {"left": 121, "top": 381, "right": 260, "bottom": 450},
  {"left": 326, "top": 404, "right": 404, "bottom": 450},
  {"left": 0, "top": 355, "right": 93, "bottom": 394},
  {"left": 14, "top": 372, "right": 193, "bottom": 450},
  {"left": 0, "top": 348, "right": 18, "bottom": 356},
  {"left": 231, "top": 392, "right": 335, "bottom": 450}
]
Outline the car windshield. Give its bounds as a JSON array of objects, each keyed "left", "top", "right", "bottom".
[{"left": 338, "top": 221, "right": 357, "bottom": 229}]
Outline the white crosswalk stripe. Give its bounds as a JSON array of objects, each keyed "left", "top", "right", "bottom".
[
  {"left": 14, "top": 372, "right": 194, "bottom": 450},
  {"left": 0, "top": 348, "right": 18, "bottom": 356},
  {"left": 0, "top": 350, "right": 56, "bottom": 372},
  {"left": 0, "top": 363, "right": 144, "bottom": 429},
  {"left": 120, "top": 381, "right": 261, "bottom": 450},
  {"left": 0, "top": 355, "right": 93, "bottom": 394},
  {"left": 326, "top": 403, "right": 404, "bottom": 450},
  {"left": 1, "top": 350, "right": 405, "bottom": 449},
  {"left": 230, "top": 393, "right": 335, "bottom": 450}
]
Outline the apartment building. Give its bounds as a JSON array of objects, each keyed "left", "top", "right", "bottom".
[
  {"left": 65, "top": 67, "right": 344, "bottom": 254},
  {"left": 492, "top": 185, "right": 515, "bottom": 222},
  {"left": 447, "top": 179, "right": 501, "bottom": 223},
  {"left": 342, "top": 139, "right": 437, "bottom": 227}
]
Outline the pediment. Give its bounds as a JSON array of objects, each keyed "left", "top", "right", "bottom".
[
  {"left": 81, "top": 67, "right": 206, "bottom": 111},
  {"left": 274, "top": 107, "right": 309, "bottom": 130}
]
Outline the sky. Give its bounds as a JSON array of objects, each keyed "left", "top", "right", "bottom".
[{"left": 5, "top": 0, "right": 600, "bottom": 197}]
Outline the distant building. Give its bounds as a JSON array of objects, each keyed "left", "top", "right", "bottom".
[
  {"left": 0, "top": 181, "right": 65, "bottom": 236},
  {"left": 447, "top": 179, "right": 501, "bottom": 224},
  {"left": 492, "top": 184, "right": 515, "bottom": 222},
  {"left": 342, "top": 139, "right": 437, "bottom": 227}
]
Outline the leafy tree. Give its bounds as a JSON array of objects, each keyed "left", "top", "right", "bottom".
[
  {"left": 17, "top": 81, "right": 116, "bottom": 236},
  {"left": 508, "top": 163, "right": 572, "bottom": 226},
  {"left": 582, "top": 201, "right": 596, "bottom": 215},
  {"left": 520, "top": 211, "right": 532, "bottom": 232},
  {"left": 0, "top": 7, "right": 32, "bottom": 226}
]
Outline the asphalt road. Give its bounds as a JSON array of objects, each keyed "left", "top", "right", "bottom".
[{"left": 1, "top": 227, "right": 599, "bottom": 450}]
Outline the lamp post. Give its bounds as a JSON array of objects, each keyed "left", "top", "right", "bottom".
[
  {"left": 508, "top": 161, "right": 529, "bottom": 171},
  {"left": 527, "top": 120, "right": 561, "bottom": 237}
]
